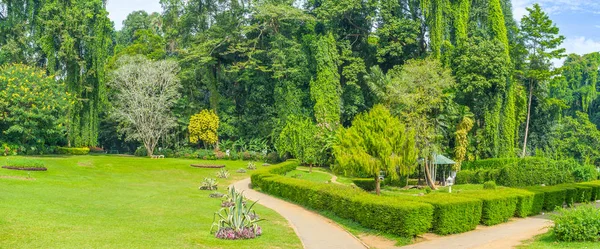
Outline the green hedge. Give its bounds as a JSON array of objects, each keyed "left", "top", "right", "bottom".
[
  {"left": 400, "top": 194, "right": 482, "bottom": 235},
  {"left": 57, "top": 147, "right": 90, "bottom": 155},
  {"left": 252, "top": 161, "right": 434, "bottom": 237},
  {"left": 458, "top": 189, "right": 520, "bottom": 225},
  {"left": 522, "top": 186, "right": 567, "bottom": 211},
  {"left": 462, "top": 158, "right": 519, "bottom": 170},
  {"left": 577, "top": 181, "right": 600, "bottom": 201}
]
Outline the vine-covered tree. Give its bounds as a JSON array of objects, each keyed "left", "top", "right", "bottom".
[
  {"left": 276, "top": 116, "right": 319, "bottom": 172},
  {"left": 109, "top": 56, "right": 181, "bottom": 156},
  {"left": 333, "top": 105, "right": 417, "bottom": 195}
]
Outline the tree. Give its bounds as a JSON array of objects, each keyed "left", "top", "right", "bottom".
[
  {"left": 548, "top": 112, "right": 600, "bottom": 166},
  {"left": 311, "top": 32, "right": 341, "bottom": 128},
  {"left": 0, "top": 64, "right": 72, "bottom": 148},
  {"left": 520, "top": 4, "right": 565, "bottom": 157},
  {"left": 333, "top": 105, "right": 417, "bottom": 195},
  {"left": 108, "top": 55, "right": 181, "bottom": 156},
  {"left": 276, "top": 116, "right": 320, "bottom": 173},
  {"left": 382, "top": 58, "right": 455, "bottom": 189},
  {"left": 188, "top": 109, "right": 219, "bottom": 148},
  {"left": 454, "top": 115, "right": 474, "bottom": 170}
]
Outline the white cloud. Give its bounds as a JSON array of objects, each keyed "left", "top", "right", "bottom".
[
  {"left": 106, "top": 0, "right": 162, "bottom": 30},
  {"left": 512, "top": 0, "right": 600, "bottom": 19},
  {"left": 552, "top": 36, "right": 600, "bottom": 67}
]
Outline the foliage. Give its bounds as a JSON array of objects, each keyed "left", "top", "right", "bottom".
[
  {"left": 246, "top": 162, "right": 257, "bottom": 170},
  {"left": 483, "top": 181, "right": 497, "bottom": 190},
  {"left": 199, "top": 178, "right": 218, "bottom": 191},
  {"left": 0, "top": 64, "right": 71, "bottom": 148},
  {"left": 408, "top": 194, "right": 482, "bottom": 235},
  {"left": 252, "top": 161, "right": 434, "bottom": 237},
  {"left": 276, "top": 116, "right": 320, "bottom": 165},
  {"left": 547, "top": 112, "right": 600, "bottom": 165},
  {"left": 216, "top": 169, "right": 230, "bottom": 179},
  {"left": 310, "top": 32, "right": 341, "bottom": 128},
  {"left": 236, "top": 168, "right": 247, "bottom": 173},
  {"left": 210, "top": 187, "right": 263, "bottom": 240},
  {"left": 189, "top": 110, "right": 219, "bottom": 147},
  {"left": 109, "top": 55, "right": 180, "bottom": 156},
  {"left": 333, "top": 105, "right": 417, "bottom": 194},
  {"left": 352, "top": 179, "right": 385, "bottom": 192},
  {"left": 572, "top": 164, "right": 598, "bottom": 182},
  {"left": 454, "top": 116, "right": 474, "bottom": 170},
  {"left": 57, "top": 147, "right": 90, "bottom": 155},
  {"left": 552, "top": 204, "right": 600, "bottom": 242},
  {"left": 458, "top": 190, "right": 520, "bottom": 225}
]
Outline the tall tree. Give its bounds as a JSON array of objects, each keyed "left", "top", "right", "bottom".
[
  {"left": 333, "top": 105, "right": 417, "bottom": 195},
  {"left": 520, "top": 4, "right": 565, "bottom": 157}
]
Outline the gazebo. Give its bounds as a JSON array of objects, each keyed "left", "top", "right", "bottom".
[{"left": 420, "top": 154, "right": 456, "bottom": 186}]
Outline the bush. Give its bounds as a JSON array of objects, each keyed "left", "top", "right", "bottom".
[
  {"left": 352, "top": 178, "right": 385, "bottom": 191},
  {"left": 134, "top": 146, "right": 148, "bottom": 157},
  {"left": 458, "top": 189, "right": 519, "bottom": 226},
  {"left": 399, "top": 194, "right": 482, "bottom": 235},
  {"left": 483, "top": 181, "right": 497, "bottom": 190},
  {"left": 4, "top": 158, "right": 45, "bottom": 168},
  {"left": 57, "top": 147, "right": 90, "bottom": 155},
  {"left": 522, "top": 186, "right": 567, "bottom": 211},
  {"left": 252, "top": 161, "right": 434, "bottom": 237},
  {"left": 572, "top": 164, "right": 598, "bottom": 182},
  {"left": 88, "top": 146, "right": 104, "bottom": 153},
  {"left": 456, "top": 170, "right": 475, "bottom": 184},
  {"left": 461, "top": 158, "right": 519, "bottom": 171},
  {"left": 552, "top": 204, "right": 600, "bottom": 242},
  {"left": 577, "top": 181, "right": 600, "bottom": 201}
]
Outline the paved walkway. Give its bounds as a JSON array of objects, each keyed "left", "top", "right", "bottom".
[
  {"left": 232, "top": 178, "right": 366, "bottom": 249},
  {"left": 399, "top": 216, "right": 552, "bottom": 249}
]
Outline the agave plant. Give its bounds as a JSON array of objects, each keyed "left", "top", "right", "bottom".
[
  {"left": 199, "top": 178, "right": 218, "bottom": 190},
  {"left": 211, "top": 187, "right": 262, "bottom": 240},
  {"left": 246, "top": 162, "right": 257, "bottom": 170},
  {"left": 236, "top": 168, "right": 247, "bottom": 173},
  {"left": 216, "top": 168, "right": 230, "bottom": 179}
]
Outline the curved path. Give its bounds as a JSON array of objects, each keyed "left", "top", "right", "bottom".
[{"left": 232, "top": 178, "right": 366, "bottom": 249}]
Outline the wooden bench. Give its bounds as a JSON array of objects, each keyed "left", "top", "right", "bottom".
[{"left": 151, "top": 155, "right": 165, "bottom": 159}]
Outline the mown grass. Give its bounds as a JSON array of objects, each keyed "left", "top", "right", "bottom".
[
  {"left": 285, "top": 167, "right": 332, "bottom": 183},
  {"left": 0, "top": 155, "right": 301, "bottom": 249}
]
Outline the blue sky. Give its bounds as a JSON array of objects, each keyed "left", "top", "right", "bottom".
[{"left": 106, "top": 0, "right": 600, "bottom": 58}]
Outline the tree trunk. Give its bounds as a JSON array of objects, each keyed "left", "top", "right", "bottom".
[
  {"left": 423, "top": 159, "right": 438, "bottom": 190},
  {"left": 522, "top": 81, "right": 534, "bottom": 158},
  {"left": 309, "top": 163, "right": 313, "bottom": 173},
  {"left": 375, "top": 175, "right": 381, "bottom": 195}
]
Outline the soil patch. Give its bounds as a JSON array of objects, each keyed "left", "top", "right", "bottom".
[
  {"left": 359, "top": 234, "right": 398, "bottom": 249},
  {"left": 191, "top": 164, "right": 225, "bottom": 169},
  {"left": 2, "top": 166, "right": 47, "bottom": 171}
]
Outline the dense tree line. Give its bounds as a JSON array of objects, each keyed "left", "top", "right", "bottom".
[{"left": 1, "top": 0, "right": 600, "bottom": 166}]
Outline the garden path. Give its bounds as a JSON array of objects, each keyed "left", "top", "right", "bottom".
[{"left": 232, "top": 178, "right": 367, "bottom": 249}]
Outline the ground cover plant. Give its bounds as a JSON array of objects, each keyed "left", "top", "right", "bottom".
[
  {"left": 2, "top": 158, "right": 47, "bottom": 171},
  {"left": 0, "top": 156, "right": 301, "bottom": 248}
]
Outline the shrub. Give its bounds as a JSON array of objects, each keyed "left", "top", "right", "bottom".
[
  {"left": 577, "top": 181, "right": 600, "bottom": 201},
  {"left": 552, "top": 204, "right": 600, "bottom": 242},
  {"left": 216, "top": 169, "right": 230, "bottom": 179},
  {"left": 265, "top": 152, "right": 281, "bottom": 164},
  {"left": 456, "top": 170, "right": 476, "bottom": 184},
  {"left": 88, "top": 146, "right": 104, "bottom": 153},
  {"left": 200, "top": 178, "right": 218, "bottom": 190},
  {"left": 252, "top": 161, "right": 434, "bottom": 237},
  {"left": 458, "top": 189, "right": 519, "bottom": 226},
  {"left": 461, "top": 158, "right": 519, "bottom": 170},
  {"left": 236, "top": 168, "right": 247, "bottom": 173},
  {"left": 399, "top": 193, "right": 482, "bottom": 235},
  {"left": 4, "top": 158, "right": 45, "bottom": 168},
  {"left": 572, "top": 164, "right": 598, "bottom": 182},
  {"left": 522, "top": 186, "right": 567, "bottom": 211},
  {"left": 57, "top": 147, "right": 90, "bottom": 155},
  {"left": 352, "top": 178, "right": 385, "bottom": 192},
  {"left": 247, "top": 162, "right": 257, "bottom": 170},
  {"left": 211, "top": 187, "right": 262, "bottom": 240},
  {"left": 483, "top": 181, "right": 496, "bottom": 190}
]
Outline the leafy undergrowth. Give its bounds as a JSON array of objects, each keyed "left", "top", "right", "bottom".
[
  {"left": 517, "top": 232, "right": 600, "bottom": 249},
  {"left": 0, "top": 156, "right": 301, "bottom": 248}
]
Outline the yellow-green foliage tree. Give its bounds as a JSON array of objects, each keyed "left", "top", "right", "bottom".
[
  {"left": 0, "top": 64, "right": 72, "bottom": 149},
  {"left": 189, "top": 110, "right": 219, "bottom": 148},
  {"left": 333, "top": 105, "right": 417, "bottom": 195}
]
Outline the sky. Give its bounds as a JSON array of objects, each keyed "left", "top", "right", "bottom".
[{"left": 106, "top": 0, "right": 600, "bottom": 58}]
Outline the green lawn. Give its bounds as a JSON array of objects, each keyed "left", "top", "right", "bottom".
[
  {"left": 285, "top": 167, "right": 332, "bottom": 183},
  {"left": 0, "top": 155, "right": 301, "bottom": 249},
  {"left": 518, "top": 232, "right": 599, "bottom": 249}
]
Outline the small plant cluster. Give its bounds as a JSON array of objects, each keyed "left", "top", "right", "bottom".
[
  {"left": 552, "top": 204, "right": 600, "bottom": 242},
  {"left": 211, "top": 186, "right": 262, "bottom": 240},
  {"left": 216, "top": 168, "right": 230, "bottom": 179},
  {"left": 57, "top": 147, "right": 90, "bottom": 155},
  {"left": 247, "top": 162, "right": 257, "bottom": 170},
  {"left": 483, "top": 181, "right": 497, "bottom": 190},
  {"left": 236, "top": 168, "right": 247, "bottom": 173},
  {"left": 2, "top": 158, "right": 47, "bottom": 171},
  {"left": 209, "top": 192, "right": 224, "bottom": 198},
  {"left": 199, "top": 178, "right": 218, "bottom": 190}
]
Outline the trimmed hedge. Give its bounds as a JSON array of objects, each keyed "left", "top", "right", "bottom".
[
  {"left": 577, "top": 181, "right": 600, "bottom": 201},
  {"left": 252, "top": 161, "right": 434, "bottom": 237},
  {"left": 458, "top": 189, "right": 520, "bottom": 225},
  {"left": 57, "top": 147, "right": 90, "bottom": 155},
  {"left": 522, "top": 186, "right": 567, "bottom": 211},
  {"left": 462, "top": 158, "right": 519, "bottom": 171},
  {"left": 399, "top": 194, "right": 482, "bottom": 235}
]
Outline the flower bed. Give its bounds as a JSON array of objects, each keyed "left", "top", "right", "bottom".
[
  {"left": 2, "top": 165, "right": 47, "bottom": 171},
  {"left": 190, "top": 164, "right": 225, "bottom": 168}
]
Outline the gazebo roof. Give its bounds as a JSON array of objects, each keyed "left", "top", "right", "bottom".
[{"left": 419, "top": 154, "right": 456, "bottom": 165}]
